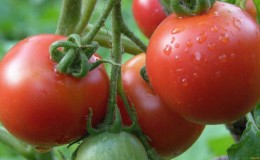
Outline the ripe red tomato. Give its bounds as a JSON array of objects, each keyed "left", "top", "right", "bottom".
[
  {"left": 246, "top": 0, "right": 257, "bottom": 19},
  {"left": 118, "top": 53, "right": 204, "bottom": 157},
  {"left": 146, "top": 2, "right": 260, "bottom": 124},
  {"left": 0, "top": 34, "right": 109, "bottom": 149},
  {"left": 132, "top": 0, "right": 167, "bottom": 38}
]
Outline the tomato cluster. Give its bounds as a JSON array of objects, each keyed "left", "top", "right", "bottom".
[{"left": 0, "top": 0, "right": 259, "bottom": 159}]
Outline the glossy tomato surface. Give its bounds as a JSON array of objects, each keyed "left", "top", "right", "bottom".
[
  {"left": 146, "top": 2, "right": 260, "bottom": 124},
  {"left": 75, "top": 132, "right": 148, "bottom": 160},
  {"left": 119, "top": 53, "right": 204, "bottom": 157},
  {"left": 0, "top": 34, "right": 109, "bottom": 149},
  {"left": 132, "top": 0, "right": 167, "bottom": 38}
]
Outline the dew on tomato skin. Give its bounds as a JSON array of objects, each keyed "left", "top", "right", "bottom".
[
  {"left": 193, "top": 72, "right": 199, "bottom": 78},
  {"left": 207, "top": 43, "right": 216, "bottom": 51},
  {"left": 232, "top": 17, "right": 242, "bottom": 31},
  {"left": 174, "top": 55, "right": 181, "bottom": 61},
  {"left": 195, "top": 52, "right": 202, "bottom": 61},
  {"left": 230, "top": 53, "right": 236, "bottom": 59},
  {"left": 214, "top": 11, "right": 220, "bottom": 17},
  {"left": 219, "top": 33, "right": 229, "bottom": 43},
  {"left": 218, "top": 54, "right": 228, "bottom": 63},
  {"left": 181, "top": 78, "right": 189, "bottom": 87},
  {"left": 175, "top": 43, "right": 180, "bottom": 48},
  {"left": 211, "top": 25, "right": 218, "bottom": 32},
  {"left": 163, "top": 44, "right": 172, "bottom": 56},
  {"left": 196, "top": 32, "right": 207, "bottom": 44},
  {"left": 171, "top": 27, "right": 185, "bottom": 34},
  {"left": 215, "top": 71, "right": 222, "bottom": 78},
  {"left": 186, "top": 40, "right": 193, "bottom": 48},
  {"left": 171, "top": 37, "right": 176, "bottom": 44}
]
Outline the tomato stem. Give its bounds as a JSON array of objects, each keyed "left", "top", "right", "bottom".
[
  {"left": 0, "top": 127, "right": 55, "bottom": 160},
  {"left": 103, "top": 0, "right": 122, "bottom": 125},
  {"left": 74, "top": 0, "right": 97, "bottom": 34},
  {"left": 56, "top": 0, "right": 82, "bottom": 36},
  {"left": 84, "top": 24, "right": 143, "bottom": 55},
  {"left": 81, "top": 0, "right": 115, "bottom": 45}
]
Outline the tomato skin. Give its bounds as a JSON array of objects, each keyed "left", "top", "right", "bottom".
[
  {"left": 118, "top": 53, "right": 204, "bottom": 157},
  {"left": 146, "top": 2, "right": 260, "bottom": 124},
  {"left": 75, "top": 132, "right": 148, "bottom": 160},
  {"left": 246, "top": 0, "right": 257, "bottom": 19},
  {"left": 0, "top": 34, "right": 109, "bottom": 148},
  {"left": 132, "top": 0, "right": 167, "bottom": 38}
]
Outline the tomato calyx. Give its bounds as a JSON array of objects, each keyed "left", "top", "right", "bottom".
[
  {"left": 140, "top": 66, "right": 150, "bottom": 83},
  {"left": 161, "top": 0, "right": 215, "bottom": 16},
  {"left": 49, "top": 34, "right": 100, "bottom": 78}
]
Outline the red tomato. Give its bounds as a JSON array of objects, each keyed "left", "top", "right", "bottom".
[
  {"left": 0, "top": 34, "right": 109, "bottom": 149},
  {"left": 146, "top": 2, "right": 260, "bottom": 124},
  {"left": 132, "top": 0, "right": 167, "bottom": 38},
  {"left": 246, "top": 0, "right": 257, "bottom": 19},
  {"left": 118, "top": 53, "right": 204, "bottom": 157}
]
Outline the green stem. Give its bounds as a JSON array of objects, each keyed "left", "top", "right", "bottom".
[
  {"left": 85, "top": 25, "right": 143, "bottom": 55},
  {"left": 56, "top": 0, "right": 82, "bottom": 36},
  {"left": 82, "top": 0, "right": 116, "bottom": 44},
  {"left": 103, "top": 0, "right": 122, "bottom": 125},
  {"left": 75, "top": 0, "right": 97, "bottom": 34},
  {"left": 116, "top": 12, "right": 147, "bottom": 52},
  {"left": 0, "top": 127, "right": 55, "bottom": 160}
]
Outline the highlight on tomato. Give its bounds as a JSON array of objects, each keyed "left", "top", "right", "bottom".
[
  {"left": 0, "top": 34, "right": 109, "bottom": 149},
  {"left": 146, "top": 1, "right": 260, "bottom": 124},
  {"left": 118, "top": 53, "right": 205, "bottom": 158},
  {"left": 132, "top": 0, "right": 167, "bottom": 38}
]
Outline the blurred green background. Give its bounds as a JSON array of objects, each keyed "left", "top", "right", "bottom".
[{"left": 0, "top": 0, "right": 234, "bottom": 160}]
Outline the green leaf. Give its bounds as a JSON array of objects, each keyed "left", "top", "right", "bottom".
[
  {"left": 253, "top": 0, "right": 260, "bottom": 24},
  {"left": 254, "top": 104, "right": 260, "bottom": 129},
  {"left": 227, "top": 121, "right": 260, "bottom": 160}
]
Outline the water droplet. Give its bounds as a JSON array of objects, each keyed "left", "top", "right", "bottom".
[
  {"left": 215, "top": 71, "right": 222, "bottom": 77},
  {"left": 219, "top": 33, "right": 229, "bottom": 43},
  {"left": 211, "top": 25, "right": 218, "bottom": 32},
  {"left": 219, "top": 54, "right": 227, "bottom": 63},
  {"left": 171, "top": 37, "right": 175, "bottom": 44},
  {"left": 176, "top": 68, "right": 184, "bottom": 72},
  {"left": 230, "top": 53, "right": 235, "bottom": 59},
  {"left": 214, "top": 11, "right": 220, "bottom": 16},
  {"left": 195, "top": 52, "right": 202, "bottom": 61},
  {"left": 175, "top": 43, "right": 180, "bottom": 48},
  {"left": 186, "top": 40, "right": 193, "bottom": 48},
  {"left": 207, "top": 43, "right": 216, "bottom": 51},
  {"left": 196, "top": 32, "right": 207, "bottom": 44},
  {"left": 171, "top": 27, "right": 185, "bottom": 34},
  {"left": 232, "top": 17, "right": 242, "bottom": 31},
  {"left": 174, "top": 55, "right": 180, "bottom": 61},
  {"left": 163, "top": 44, "right": 172, "bottom": 56},
  {"left": 193, "top": 72, "right": 199, "bottom": 78},
  {"left": 181, "top": 78, "right": 189, "bottom": 87}
]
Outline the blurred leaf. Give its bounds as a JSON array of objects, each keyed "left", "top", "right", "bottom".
[
  {"left": 228, "top": 121, "right": 260, "bottom": 160},
  {"left": 253, "top": 0, "right": 260, "bottom": 23},
  {"left": 208, "top": 136, "right": 234, "bottom": 156}
]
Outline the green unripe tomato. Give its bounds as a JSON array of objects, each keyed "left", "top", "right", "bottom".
[{"left": 75, "top": 131, "right": 148, "bottom": 160}]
